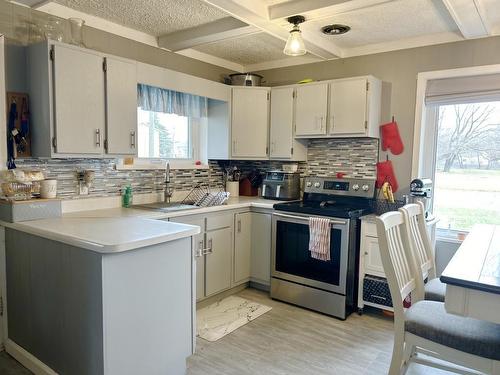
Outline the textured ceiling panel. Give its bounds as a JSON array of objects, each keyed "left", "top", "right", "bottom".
[
  {"left": 53, "top": 0, "right": 229, "bottom": 35},
  {"left": 193, "top": 32, "right": 293, "bottom": 65},
  {"left": 479, "top": 0, "right": 500, "bottom": 30},
  {"left": 304, "top": 0, "right": 459, "bottom": 49}
]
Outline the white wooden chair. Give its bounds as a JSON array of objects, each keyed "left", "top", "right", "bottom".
[
  {"left": 375, "top": 211, "right": 500, "bottom": 375},
  {"left": 399, "top": 202, "right": 445, "bottom": 302}
]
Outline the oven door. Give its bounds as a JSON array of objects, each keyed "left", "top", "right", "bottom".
[{"left": 271, "top": 212, "right": 350, "bottom": 295}]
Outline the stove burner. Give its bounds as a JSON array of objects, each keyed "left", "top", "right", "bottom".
[{"left": 320, "top": 200, "right": 336, "bottom": 207}]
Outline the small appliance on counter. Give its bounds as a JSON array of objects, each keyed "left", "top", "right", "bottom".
[
  {"left": 409, "top": 178, "right": 433, "bottom": 220},
  {"left": 261, "top": 171, "right": 300, "bottom": 201}
]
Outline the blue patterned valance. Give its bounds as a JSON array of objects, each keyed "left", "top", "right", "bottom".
[{"left": 137, "top": 84, "right": 208, "bottom": 118}]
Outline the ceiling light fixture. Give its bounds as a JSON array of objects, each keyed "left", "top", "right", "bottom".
[
  {"left": 284, "top": 15, "right": 306, "bottom": 56},
  {"left": 321, "top": 24, "right": 351, "bottom": 35}
]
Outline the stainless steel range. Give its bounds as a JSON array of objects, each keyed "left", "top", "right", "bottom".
[{"left": 271, "top": 177, "right": 375, "bottom": 319}]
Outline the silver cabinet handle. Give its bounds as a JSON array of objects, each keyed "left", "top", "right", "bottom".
[
  {"left": 130, "top": 131, "right": 136, "bottom": 148},
  {"left": 195, "top": 240, "right": 204, "bottom": 257},
  {"left": 95, "top": 129, "right": 101, "bottom": 147},
  {"left": 202, "top": 239, "right": 213, "bottom": 255},
  {"left": 237, "top": 219, "right": 241, "bottom": 233}
]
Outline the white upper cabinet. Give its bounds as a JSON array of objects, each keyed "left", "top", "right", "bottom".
[
  {"left": 270, "top": 87, "right": 306, "bottom": 161},
  {"left": 52, "top": 44, "right": 105, "bottom": 155},
  {"left": 295, "top": 82, "right": 328, "bottom": 137},
  {"left": 105, "top": 56, "right": 138, "bottom": 155},
  {"left": 27, "top": 41, "right": 139, "bottom": 158},
  {"left": 329, "top": 76, "right": 381, "bottom": 138},
  {"left": 231, "top": 87, "right": 270, "bottom": 159}
]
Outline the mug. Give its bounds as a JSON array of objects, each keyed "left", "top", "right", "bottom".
[{"left": 40, "top": 179, "right": 57, "bottom": 199}]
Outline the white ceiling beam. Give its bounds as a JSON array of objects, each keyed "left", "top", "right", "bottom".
[
  {"left": 268, "top": 0, "right": 392, "bottom": 21},
  {"left": 441, "top": 0, "right": 490, "bottom": 38},
  {"left": 10, "top": 0, "right": 51, "bottom": 8},
  {"left": 176, "top": 49, "right": 246, "bottom": 72},
  {"left": 158, "top": 17, "right": 260, "bottom": 52},
  {"left": 202, "top": 0, "right": 342, "bottom": 59}
]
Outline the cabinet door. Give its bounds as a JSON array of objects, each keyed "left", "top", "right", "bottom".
[
  {"left": 205, "top": 227, "right": 232, "bottom": 296},
  {"left": 231, "top": 88, "right": 269, "bottom": 158},
  {"left": 234, "top": 212, "right": 252, "bottom": 284},
  {"left": 295, "top": 83, "right": 328, "bottom": 136},
  {"left": 52, "top": 44, "right": 105, "bottom": 154},
  {"left": 270, "top": 87, "right": 294, "bottom": 159},
  {"left": 105, "top": 56, "right": 138, "bottom": 155},
  {"left": 329, "top": 78, "right": 367, "bottom": 136},
  {"left": 250, "top": 212, "right": 272, "bottom": 285},
  {"left": 170, "top": 216, "right": 205, "bottom": 301},
  {"left": 364, "top": 236, "right": 385, "bottom": 277}
]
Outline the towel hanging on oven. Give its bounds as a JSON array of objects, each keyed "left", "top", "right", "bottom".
[{"left": 308, "top": 217, "right": 331, "bottom": 261}]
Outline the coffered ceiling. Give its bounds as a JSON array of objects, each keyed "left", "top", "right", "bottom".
[{"left": 13, "top": 0, "right": 500, "bottom": 72}]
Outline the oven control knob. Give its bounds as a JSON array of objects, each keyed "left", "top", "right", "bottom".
[
  {"left": 306, "top": 181, "right": 312, "bottom": 187},
  {"left": 314, "top": 182, "right": 321, "bottom": 188},
  {"left": 352, "top": 184, "right": 360, "bottom": 191},
  {"left": 362, "top": 184, "right": 370, "bottom": 191}
]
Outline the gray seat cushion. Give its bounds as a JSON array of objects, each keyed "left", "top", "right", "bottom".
[
  {"left": 424, "top": 278, "right": 446, "bottom": 302},
  {"left": 405, "top": 300, "right": 500, "bottom": 360}
]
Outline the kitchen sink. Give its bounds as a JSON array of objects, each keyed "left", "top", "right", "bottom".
[{"left": 135, "top": 202, "right": 200, "bottom": 213}]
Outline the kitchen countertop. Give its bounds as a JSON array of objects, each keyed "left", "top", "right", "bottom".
[
  {"left": 64, "top": 196, "right": 281, "bottom": 220},
  {"left": 2, "top": 196, "right": 281, "bottom": 253},
  {"left": 4, "top": 217, "right": 200, "bottom": 253}
]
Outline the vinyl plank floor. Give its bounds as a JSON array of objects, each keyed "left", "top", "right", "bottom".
[
  {"left": 187, "top": 288, "right": 452, "bottom": 375},
  {"left": 0, "top": 288, "right": 455, "bottom": 374}
]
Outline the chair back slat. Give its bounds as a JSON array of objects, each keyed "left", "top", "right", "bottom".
[
  {"left": 375, "top": 212, "right": 425, "bottom": 318},
  {"left": 400, "top": 203, "right": 436, "bottom": 280}
]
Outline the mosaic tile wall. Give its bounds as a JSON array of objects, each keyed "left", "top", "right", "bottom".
[
  {"left": 14, "top": 138, "right": 378, "bottom": 200},
  {"left": 306, "top": 138, "right": 379, "bottom": 179}
]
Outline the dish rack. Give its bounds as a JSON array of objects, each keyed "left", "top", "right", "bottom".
[{"left": 181, "top": 185, "right": 230, "bottom": 207}]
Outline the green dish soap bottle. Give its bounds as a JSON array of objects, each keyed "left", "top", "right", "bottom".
[{"left": 122, "top": 185, "right": 133, "bottom": 208}]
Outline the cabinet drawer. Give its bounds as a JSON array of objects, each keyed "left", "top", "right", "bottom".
[
  {"left": 206, "top": 213, "right": 233, "bottom": 231},
  {"left": 363, "top": 221, "right": 377, "bottom": 237}
]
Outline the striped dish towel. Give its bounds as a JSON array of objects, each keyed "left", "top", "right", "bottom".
[{"left": 308, "top": 217, "right": 331, "bottom": 261}]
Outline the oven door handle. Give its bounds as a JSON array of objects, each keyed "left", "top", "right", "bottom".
[{"left": 273, "top": 212, "right": 347, "bottom": 226}]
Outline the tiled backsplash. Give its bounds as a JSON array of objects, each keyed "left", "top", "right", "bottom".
[{"left": 14, "top": 138, "right": 378, "bottom": 200}]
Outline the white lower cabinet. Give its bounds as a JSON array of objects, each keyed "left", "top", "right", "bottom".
[
  {"left": 205, "top": 226, "right": 233, "bottom": 296},
  {"left": 234, "top": 212, "right": 252, "bottom": 284},
  {"left": 250, "top": 212, "right": 272, "bottom": 285},
  {"left": 171, "top": 209, "right": 273, "bottom": 302},
  {"left": 169, "top": 216, "right": 206, "bottom": 301}
]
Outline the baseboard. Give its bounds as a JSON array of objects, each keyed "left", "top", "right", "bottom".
[
  {"left": 249, "top": 281, "right": 270, "bottom": 292},
  {"left": 196, "top": 283, "right": 249, "bottom": 309},
  {"left": 5, "top": 339, "right": 57, "bottom": 375}
]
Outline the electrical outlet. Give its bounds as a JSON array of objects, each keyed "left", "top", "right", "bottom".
[{"left": 79, "top": 182, "right": 89, "bottom": 195}]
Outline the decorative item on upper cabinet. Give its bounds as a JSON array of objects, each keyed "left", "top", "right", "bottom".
[
  {"left": 43, "top": 17, "right": 64, "bottom": 42},
  {"left": 68, "top": 18, "right": 86, "bottom": 47}
]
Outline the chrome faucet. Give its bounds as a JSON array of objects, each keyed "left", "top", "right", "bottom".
[{"left": 164, "top": 162, "right": 173, "bottom": 203}]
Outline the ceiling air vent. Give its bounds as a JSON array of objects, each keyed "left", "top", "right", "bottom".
[{"left": 321, "top": 24, "right": 351, "bottom": 35}]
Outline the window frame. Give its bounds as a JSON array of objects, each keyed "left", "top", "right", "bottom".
[
  {"left": 412, "top": 64, "right": 500, "bottom": 240},
  {"left": 128, "top": 109, "right": 208, "bottom": 170}
]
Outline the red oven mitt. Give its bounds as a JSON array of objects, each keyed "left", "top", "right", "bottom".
[
  {"left": 376, "top": 160, "right": 399, "bottom": 193},
  {"left": 380, "top": 121, "right": 404, "bottom": 155}
]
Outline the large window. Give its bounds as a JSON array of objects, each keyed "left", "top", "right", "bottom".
[
  {"left": 137, "top": 109, "right": 192, "bottom": 159},
  {"left": 433, "top": 102, "right": 500, "bottom": 232}
]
